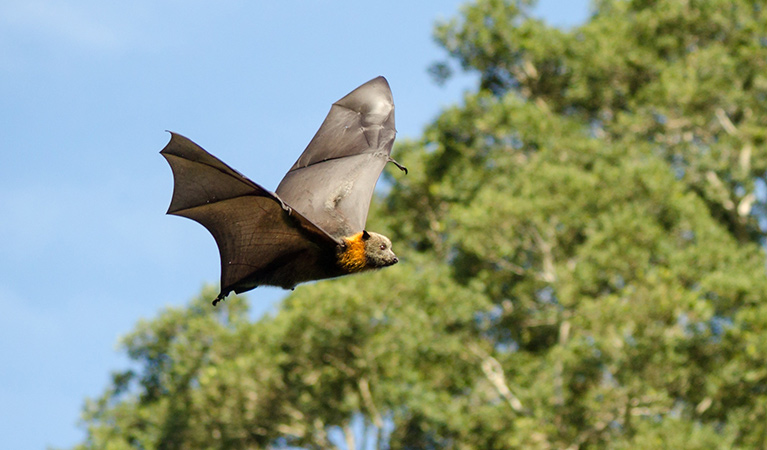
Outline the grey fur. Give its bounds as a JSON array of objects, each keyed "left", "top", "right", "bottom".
[{"left": 363, "top": 232, "right": 398, "bottom": 268}]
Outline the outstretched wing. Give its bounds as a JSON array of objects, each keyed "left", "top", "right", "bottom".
[
  {"left": 275, "top": 76, "right": 400, "bottom": 238},
  {"left": 160, "top": 132, "right": 340, "bottom": 298}
]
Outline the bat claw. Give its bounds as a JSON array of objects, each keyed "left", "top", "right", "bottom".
[
  {"left": 387, "top": 157, "right": 408, "bottom": 174},
  {"left": 276, "top": 196, "right": 293, "bottom": 214}
]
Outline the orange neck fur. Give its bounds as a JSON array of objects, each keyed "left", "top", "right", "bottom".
[{"left": 338, "top": 232, "right": 369, "bottom": 273}]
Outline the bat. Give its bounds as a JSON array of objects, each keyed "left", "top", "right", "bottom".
[{"left": 161, "top": 76, "right": 406, "bottom": 305}]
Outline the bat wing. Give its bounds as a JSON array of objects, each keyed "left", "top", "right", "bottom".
[
  {"left": 160, "top": 132, "right": 341, "bottom": 299},
  {"left": 275, "top": 76, "right": 402, "bottom": 239}
]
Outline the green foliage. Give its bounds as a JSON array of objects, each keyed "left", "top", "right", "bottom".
[
  {"left": 385, "top": 89, "right": 767, "bottom": 448},
  {"left": 75, "top": 1, "right": 767, "bottom": 449},
  {"left": 434, "top": 0, "right": 767, "bottom": 243}
]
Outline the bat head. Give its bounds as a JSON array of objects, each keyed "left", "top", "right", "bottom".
[{"left": 361, "top": 230, "right": 398, "bottom": 268}]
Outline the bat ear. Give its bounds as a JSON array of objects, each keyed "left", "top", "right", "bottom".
[{"left": 362, "top": 230, "right": 371, "bottom": 241}]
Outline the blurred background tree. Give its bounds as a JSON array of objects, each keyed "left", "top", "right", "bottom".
[{"left": 73, "top": 0, "right": 767, "bottom": 448}]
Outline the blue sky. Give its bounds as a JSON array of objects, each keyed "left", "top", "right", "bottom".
[{"left": 0, "top": 1, "right": 589, "bottom": 448}]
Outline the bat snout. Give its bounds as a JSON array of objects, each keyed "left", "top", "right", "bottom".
[
  {"left": 383, "top": 255, "right": 399, "bottom": 267},
  {"left": 375, "top": 253, "right": 399, "bottom": 268}
]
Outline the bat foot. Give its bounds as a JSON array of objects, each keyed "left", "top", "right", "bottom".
[{"left": 212, "top": 293, "right": 226, "bottom": 306}]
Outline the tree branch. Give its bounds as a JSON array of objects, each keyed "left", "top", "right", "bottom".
[
  {"left": 469, "top": 343, "right": 525, "bottom": 413},
  {"left": 343, "top": 422, "right": 355, "bottom": 450},
  {"left": 359, "top": 377, "right": 384, "bottom": 429}
]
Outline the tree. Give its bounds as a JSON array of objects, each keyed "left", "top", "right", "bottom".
[
  {"left": 434, "top": 0, "right": 767, "bottom": 244},
  {"left": 74, "top": 1, "right": 767, "bottom": 448}
]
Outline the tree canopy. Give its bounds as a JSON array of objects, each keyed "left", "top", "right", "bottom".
[{"left": 74, "top": 1, "right": 767, "bottom": 448}]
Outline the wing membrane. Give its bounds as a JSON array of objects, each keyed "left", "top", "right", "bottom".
[
  {"left": 276, "top": 76, "right": 397, "bottom": 238},
  {"left": 160, "top": 132, "right": 339, "bottom": 296}
]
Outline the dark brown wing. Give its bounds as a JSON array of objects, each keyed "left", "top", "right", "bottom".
[
  {"left": 160, "top": 132, "right": 341, "bottom": 300},
  {"left": 275, "top": 76, "right": 400, "bottom": 238}
]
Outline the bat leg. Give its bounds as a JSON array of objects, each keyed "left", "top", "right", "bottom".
[{"left": 387, "top": 157, "right": 408, "bottom": 174}]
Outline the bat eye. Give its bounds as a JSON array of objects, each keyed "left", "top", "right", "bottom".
[{"left": 379, "top": 244, "right": 386, "bottom": 251}]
